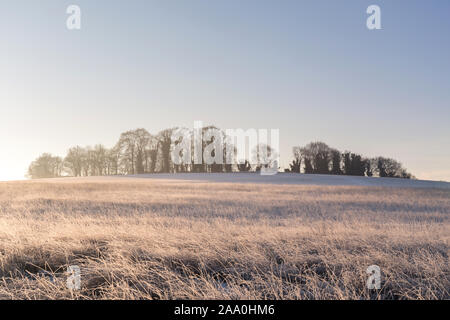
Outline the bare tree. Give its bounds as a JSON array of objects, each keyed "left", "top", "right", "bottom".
[
  {"left": 252, "top": 143, "right": 277, "bottom": 172},
  {"left": 107, "top": 146, "right": 120, "bottom": 175},
  {"left": 342, "top": 152, "right": 366, "bottom": 176},
  {"left": 289, "top": 147, "right": 302, "bottom": 173},
  {"left": 64, "top": 146, "right": 85, "bottom": 177},
  {"left": 223, "top": 135, "right": 236, "bottom": 173},
  {"left": 365, "top": 157, "right": 374, "bottom": 177},
  {"left": 204, "top": 126, "right": 225, "bottom": 173},
  {"left": 117, "top": 129, "right": 152, "bottom": 175},
  {"left": 300, "top": 142, "right": 331, "bottom": 174},
  {"left": 155, "top": 128, "right": 175, "bottom": 173},
  {"left": 330, "top": 149, "right": 342, "bottom": 175},
  {"left": 374, "top": 157, "right": 412, "bottom": 178},
  {"left": 92, "top": 145, "right": 108, "bottom": 176},
  {"left": 27, "top": 153, "right": 63, "bottom": 179}
]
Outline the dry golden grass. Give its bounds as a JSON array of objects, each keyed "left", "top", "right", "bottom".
[{"left": 0, "top": 177, "right": 448, "bottom": 300}]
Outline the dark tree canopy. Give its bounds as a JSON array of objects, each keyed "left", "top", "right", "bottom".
[{"left": 291, "top": 141, "right": 413, "bottom": 179}]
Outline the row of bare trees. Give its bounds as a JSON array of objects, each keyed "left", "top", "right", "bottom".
[
  {"left": 27, "top": 130, "right": 413, "bottom": 179},
  {"left": 287, "top": 142, "right": 414, "bottom": 179},
  {"left": 27, "top": 126, "right": 276, "bottom": 179}
]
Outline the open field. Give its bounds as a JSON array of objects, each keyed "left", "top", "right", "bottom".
[{"left": 0, "top": 174, "right": 448, "bottom": 299}]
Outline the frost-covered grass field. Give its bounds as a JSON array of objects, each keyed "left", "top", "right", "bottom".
[{"left": 0, "top": 174, "right": 448, "bottom": 300}]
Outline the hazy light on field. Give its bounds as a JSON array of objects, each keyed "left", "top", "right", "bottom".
[{"left": 0, "top": 178, "right": 448, "bottom": 299}]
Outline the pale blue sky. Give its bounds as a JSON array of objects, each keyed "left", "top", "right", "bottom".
[{"left": 0, "top": 0, "right": 449, "bottom": 181}]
